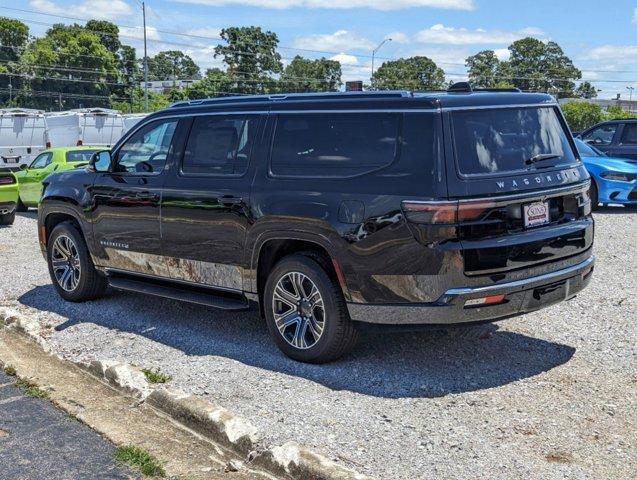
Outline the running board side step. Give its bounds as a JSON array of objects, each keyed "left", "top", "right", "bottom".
[{"left": 106, "top": 275, "right": 251, "bottom": 311}]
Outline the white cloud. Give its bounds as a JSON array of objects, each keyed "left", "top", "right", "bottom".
[
  {"left": 585, "top": 45, "right": 637, "bottom": 62},
  {"left": 293, "top": 30, "right": 374, "bottom": 52},
  {"left": 30, "top": 0, "right": 133, "bottom": 20},
  {"left": 494, "top": 48, "right": 510, "bottom": 61},
  {"left": 414, "top": 24, "right": 544, "bottom": 45},
  {"left": 172, "top": 0, "right": 475, "bottom": 11},
  {"left": 386, "top": 32, "right": 409, "bottom": 44},
  {"left": 330, "top": 53, "right": 359, "bottom": 65},
  {"left": 119, "top": 26, "right": 161, "bottom": 41},
  {"left": 187, "top": 28, "right": 223, "bottom": 39}
]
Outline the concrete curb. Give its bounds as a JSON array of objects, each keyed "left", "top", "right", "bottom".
[{"left": 0, "top": 306, "right": 372, "bottom": 480}]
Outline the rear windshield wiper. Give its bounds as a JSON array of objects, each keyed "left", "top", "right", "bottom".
[{"left": 525, "top": 153, "right": 561, "bottom": 166}]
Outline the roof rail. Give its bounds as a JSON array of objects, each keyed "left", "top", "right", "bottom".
[
  {"left": 447, "top": 82, "right": 472, "bottom": 93},
  {"left": 169, "top": 90, "right": 413, "bottom": 108},
  {"left": 473, "top": 87, "right": 522, "bottom": 93}
]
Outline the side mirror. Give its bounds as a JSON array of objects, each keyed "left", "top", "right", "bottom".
[
  {"left": 89, "top": 150, "right": 112, "bottom": 173},
  {"left": 19, "top": 164, "right": 27, "bottom": 171}
]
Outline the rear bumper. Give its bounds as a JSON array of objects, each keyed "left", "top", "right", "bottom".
[
  {"left": 347, "top": 255, "right": 594, "bottom": 325},
  {"left": 0, "top": 201, "right": 16, "bottom": 216}
]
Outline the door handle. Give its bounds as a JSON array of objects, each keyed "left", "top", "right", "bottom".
[{"left": 220, "top": 195, "right": 243, "bottom": 207}]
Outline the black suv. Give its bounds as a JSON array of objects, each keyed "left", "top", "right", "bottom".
[
  {"left": 38, "top": 87, "right": 595, "bottom": 363},
  {"left": 578, "top": 119, "right": 637, "bottom": 160}
]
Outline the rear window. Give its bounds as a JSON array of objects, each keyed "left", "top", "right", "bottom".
[
  {"left": 452, "top": 107, "right": 577, "bottom": 176},
  {"left": 270, "top": 113, "right": 399, "bottom": 177},
  {"left": 66, "top": 150, "right": 99, "bottom": 163}
]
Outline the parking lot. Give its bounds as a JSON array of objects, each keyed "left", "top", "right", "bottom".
[{"left": 1, "top": 210, "right": 635, "bottom": 479}]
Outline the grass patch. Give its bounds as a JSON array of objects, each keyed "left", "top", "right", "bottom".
[
  {"left": 15, "top": 378, "right": 49, "bottom": 399},
  {"left": 3, "top": 365, "right": 16, "bottom": 376},
  {"left": 142, "top": 367, "right": 172, "bottom": 384},
  {"left": 115, "top": 445, "right": 165, "bottom": 477}
]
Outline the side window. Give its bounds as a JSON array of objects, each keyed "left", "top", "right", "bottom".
[
  {"left": 182, "top": 115, "right": 256, "bottom": 176},
  {"left": 583, "top": 124, "right": 617, "bottom": 146},
  {"left": 29, "top": 152, "right": 52, "bottom": 169},
  {"left": 620, "top": 124, "right": 637, "bottom": 144},
  {"left": 270, "top": 113, "right": 400, "bottom": 178},
  {"left": 115, "top": 119, "right": 178, "bottom": 174}
]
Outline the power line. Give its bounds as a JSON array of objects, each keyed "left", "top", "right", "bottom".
[{"left": 0, "top": 71, "right": 126, "bottom": 87}]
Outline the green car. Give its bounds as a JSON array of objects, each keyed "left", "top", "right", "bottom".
[
  {"left": 0, "top": 171, "right": 19, "bottom": 225},
  {"left": 15, "top": 146, "right": 102, "bottom": 209}
]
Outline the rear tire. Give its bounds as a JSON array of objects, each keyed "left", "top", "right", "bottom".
[
  {"left": 0, "top": 210, "right": 15, "bottom": 225},
  {"left": 264, "top": 254, "right": 358, "bottom": 363},
  {"left": 16, "top": 199, "right": 28, "bottom": 212},
  {"left": 47, "top": 221, "right": 107, "bottom": 302}
]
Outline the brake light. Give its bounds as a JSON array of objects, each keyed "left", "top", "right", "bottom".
[
  {"left": 402, "top": 200, "right": 497, "bottom": 224},
  {"left": 0, "top": 175, "right": 16, "bottom": 185},
  {"left": 77, "top": 140, "right": 83, "bottom": 146},
  {"left": 46, "top": 141, "right": 51, "bottom": 148}
]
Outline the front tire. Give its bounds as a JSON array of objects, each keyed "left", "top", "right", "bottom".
[
  {"left": 590, "top": 180, "right": 599, "bottom": 210},
  {"left": 264, "top": 254, "right": 358, "bottom": 363},
  {"left": 47, "top": 222, "right": 107, "bottom": 302},
  {"left": 16, "top": 198, "right": 28, "bottom": 212}
]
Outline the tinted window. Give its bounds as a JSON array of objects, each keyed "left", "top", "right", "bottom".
[
  {"left": 66, "top": 150, "right": 100, "bottom": 163},
  {"left": 574, "top": 138, "right": 602, "bottom": 157},
  {"left": 117, "top": 119, "right": 177, "bottom": 173},
  {"left": 271, "top": 113, "right": 399, "bottom": 177},
  {"left": 583, "top": 124, "right": 617, "bottom": 145},
  {"left": 620, "top": 124, "right": 637, "bottom": 144},
  {"left": 29, "top": 152, "right": 52, "bottom": 169},
  {"left": 452, "top": 107, "right": 577, "bottom": 175},
  {"left": 182, "top": 115, "right": 256, "bottom": 175}
]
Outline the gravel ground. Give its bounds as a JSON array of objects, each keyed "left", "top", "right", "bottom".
[{"left": 1, "top": 209, "right": 635, "bottom": 479}]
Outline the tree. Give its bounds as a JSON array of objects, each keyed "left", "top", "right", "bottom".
[
  {"left": 214, "top": 26, "right": 282, "bottom": 94},
  {"left": 147, "top": 50, "right": 200, "bottom": 81},
  {"left": 184, "top": 68, "right": 232, "bottom": 99},
  {"left": 112, "top": 86, "right": 170, "bottom": 113},
  {"left": 506, "top": 38, "right": 581, "bottom": 97},
  {"left": 371, "top": 56, "right": 445, "bottom": 91},
  {"left": 606, "top": 104, "right": 636, "bottom": 120},
  {"left": 575, "top": 81, "right": 598, "bottom": 99},
  {"left": 465, "top": 50, "right": 515, "bottom": 89},
  {"left": 561, "top": 101, "right": 605, "bottom": 132},
  {"left": 85, "top": 20, "right": 121, "bottom": 55},
  {"left": 0, "top": 17, "right": 29, "bottom": 105},
  {"left": 279, "top": 56, "right": 341, "bottom": 92}
]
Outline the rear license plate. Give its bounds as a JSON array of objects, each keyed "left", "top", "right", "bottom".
[{"left": 523, "top": 201, "right": 550, "bottom": 228}]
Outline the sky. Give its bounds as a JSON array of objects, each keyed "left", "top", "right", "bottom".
[{"left": 3, "top": 0, "right": 637, "bottom": 99}]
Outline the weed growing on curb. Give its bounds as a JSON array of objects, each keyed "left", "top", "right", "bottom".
[
  {"left": 15, "top": 378, "right": 49, "bottom": 399},
  {"left": 3, "top": 365, "right": 16, "bottom": 376},
  {"left": 142, "top": 367, "right": 172, "bottom": 384},
  {"left": 115, "top": 445, "right": 165, "bottom": 477}
]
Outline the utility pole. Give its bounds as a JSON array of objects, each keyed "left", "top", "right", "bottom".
[
  {"left": 371, "top": 38, "right": 392, "bottom": 88},
  {"left": 140, "top": 1, "right": 149, "bottom": 112},
  {"left": 8, "top": 75, "right": 12, "bottom": 103},
  {"left": 627, "top": 86, "right": 634, "bottom": 112}
]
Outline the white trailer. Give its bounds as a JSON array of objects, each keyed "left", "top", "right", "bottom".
[
  {"left": 0, "top": 108, "right": 47, "bottom": 169},
  {"left": 122, "top": 113, "right": 148, "bottom": 134},
  {"left": 44, "top": 112, "right": 82, "bottom": 149},
  {"left": 73, "top": 108, "right": 125, "bottom": 147}
]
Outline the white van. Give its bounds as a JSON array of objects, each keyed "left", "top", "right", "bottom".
[
  {"left": 73, "top": 108, "right": 125, "bottom": 147},
  {"left": 44, "top": 112, "right": 82, "bottom": 149},
  {"left": 0, "top": 108, "right": 47, "bottom": 169}
]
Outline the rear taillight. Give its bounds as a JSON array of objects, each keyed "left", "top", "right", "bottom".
[
  {"left": 402, "top": 200, "right": 496, "bottom": 224},
  {"left": 46, "top": 141, "right": 51, "bottom": 148},
  {"left": 0, "top": 175, "right": 16, "bottom": 186},
  {"left": 77, "top": 140, "right": 83, "bottom": 146}
]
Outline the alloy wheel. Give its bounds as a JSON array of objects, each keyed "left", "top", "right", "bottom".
[
  {"left": 51, "top": 235, "right": 82, "bottom": 292},
  {"left": 272, "top": 272, "right": 325, "bottom": 349}
]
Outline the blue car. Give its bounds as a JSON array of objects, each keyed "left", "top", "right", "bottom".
[{"left": 575, "top": 138, "right": 637, "bottom": 209}]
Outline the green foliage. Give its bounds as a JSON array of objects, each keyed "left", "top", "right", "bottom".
[
  {"left": 280, "top": 56, "right": 341, "bottom": 92},
  {"left": 3, "top": 365, "right": 16, "bottom": 376},
  {"left": 142, "top": 367, "right": 172, "bottom": 384},
  {"left": 15, "top": 378, "right": 49, "bottom": 399},
  {"left": 183, "top": 68, "right": 232, "bottom": 99},
  {"left": 372, "top": 56, "right": 445, "bottom": 91},
  {"left": 0, "top": 17, "right": 29, "bottom": 62},
  {"left": 465, "top": 50, "right": 514, "bottom": 89},
  {"left": 85, "top": 20, "right": 121, "bottom": 54},
  {"left": 215, "top": 26, "right": 282, "bottom": 94},
  {"left": 575, "top": 81, "right": 598, "bottom": 99},
  {"left": 147, "top": 50, "right": 200, "bottom": 81},
  {"left": 606, "top": 104, "right": 636, "bottom": 120},
  {"left": 112, "top": 86, "right": 170, "bottom": 113},
  {"left": 561, "top": 102, "right": 606, "bottom": 131},
  {"left": 115, "top": 445, "right": 165, "bottom": 477}
]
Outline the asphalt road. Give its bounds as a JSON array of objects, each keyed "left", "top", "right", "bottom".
[{"left": 0, "top": 370, "right": 137, "bottom": 480}]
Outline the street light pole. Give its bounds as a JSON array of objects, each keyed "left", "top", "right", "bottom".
[
  {"left": 371, "top": 38, "right": 392, "bottom": 88},
  {"left": 627, "top": 86, "right": 634, "bottom": 112}
]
